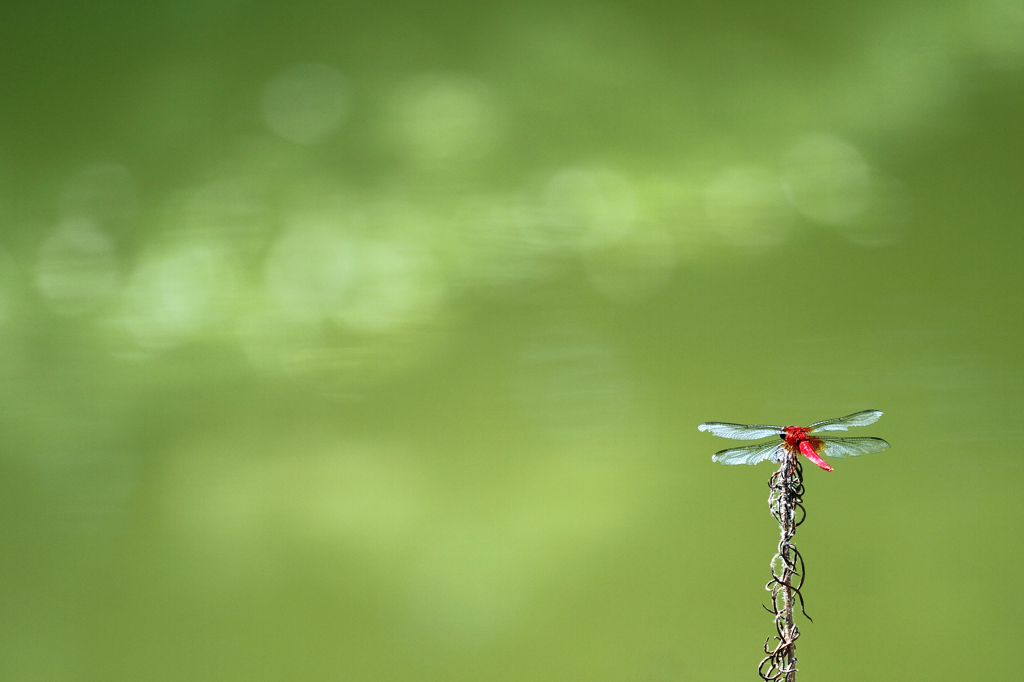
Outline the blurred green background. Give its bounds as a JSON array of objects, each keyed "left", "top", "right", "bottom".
[{"left": 0, "top": 0, "right": 1022, "bottom": 680}]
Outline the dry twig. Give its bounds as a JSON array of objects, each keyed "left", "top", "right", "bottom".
[{"left": 758, "top": 450, "right": 810, "bottom": 682}]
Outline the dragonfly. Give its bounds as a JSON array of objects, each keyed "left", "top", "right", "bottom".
[{"left": 698, "top": 409, "right": 890, "bottom": 472}]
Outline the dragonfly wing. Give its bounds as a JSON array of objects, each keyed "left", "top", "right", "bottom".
[
  {"left": 808, "top": 410, "right": 883, "bottom": 433},
  {"left": 698, "top": 422, "right": 783, "bottom": 440},
  {"left": 712, "top": 441, "right": 785, "bottom": 466},
  {"left": 815, "top": 437, "right": 890, "bottom": 459}
]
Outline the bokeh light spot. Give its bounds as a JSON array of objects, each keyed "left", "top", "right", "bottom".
[
  {"left": 35, "top": 218, "right": 119, "bottom": 316},
  {"left": 967, "top": 0, "right": 1024, "bottom": 67},
  {"left": 260, "top": 63, "right": 349, "bottom": 145},
  {"left": 781, "top": 133, "right": 874, "bottom": 226},
  {"left": 391, "top": 74, "right": 501, "bottom": 167},
  {"left": 542, "top": 166, "right": 640, "bottom": 251},
  {"left": 244, "top": 203, "right": 446, "bottom": 377},
  {"left": 333, "top": 239, "right": 444, "bottom": 334},
  {"left": 117, "top": 240, "right": 242, "bottom": 351},
  {"left": 264, "top": 213, "right": 361, "bottom": 325}
]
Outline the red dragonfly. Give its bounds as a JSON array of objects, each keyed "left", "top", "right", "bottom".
[{"left": 698, "top": 410, "right": 889, "bottom": 472}]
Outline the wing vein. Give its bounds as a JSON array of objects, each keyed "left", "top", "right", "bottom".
[
  {"left": 808, "top": 410, "right": 883, "bottom": 433},
  {"left": 698, "top": 422, "right": 783, "bottom": 440},
  {"left": 712, "top": 441, "right": 785, "bottom": 466}
]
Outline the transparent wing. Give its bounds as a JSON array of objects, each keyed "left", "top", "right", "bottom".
[
  {"left": 814, "top": 437, "right": 890, "bottom": 459},
  {"left": 711, "top": 440, "right": 785, "bottom": 466},
  {"left": 808, "top": 410, "right": 883, "bottom": 433},
  {"left": 698, "top": 422, "right": 783, "bottom": 440}
]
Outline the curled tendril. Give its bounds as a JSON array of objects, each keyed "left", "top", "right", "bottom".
[{"left": 758, "top": 455, "right": 811, "bottom": 681}]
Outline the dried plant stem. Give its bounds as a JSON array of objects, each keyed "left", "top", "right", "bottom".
[{"left": 758, "top": 451, "right": 808, "bottom": 682}]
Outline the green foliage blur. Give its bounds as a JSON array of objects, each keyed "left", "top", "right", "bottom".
[{"left": 0, "top": 1, "right": 1022, "bottom": 680}]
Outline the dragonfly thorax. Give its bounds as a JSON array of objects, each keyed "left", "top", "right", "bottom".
[{"left": 782, "top": 426, "right": 810, "bottom": 446}]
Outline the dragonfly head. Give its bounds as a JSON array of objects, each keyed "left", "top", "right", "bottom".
[{"left": 782, "top": 425, "right": 810, "bottom": 445}]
